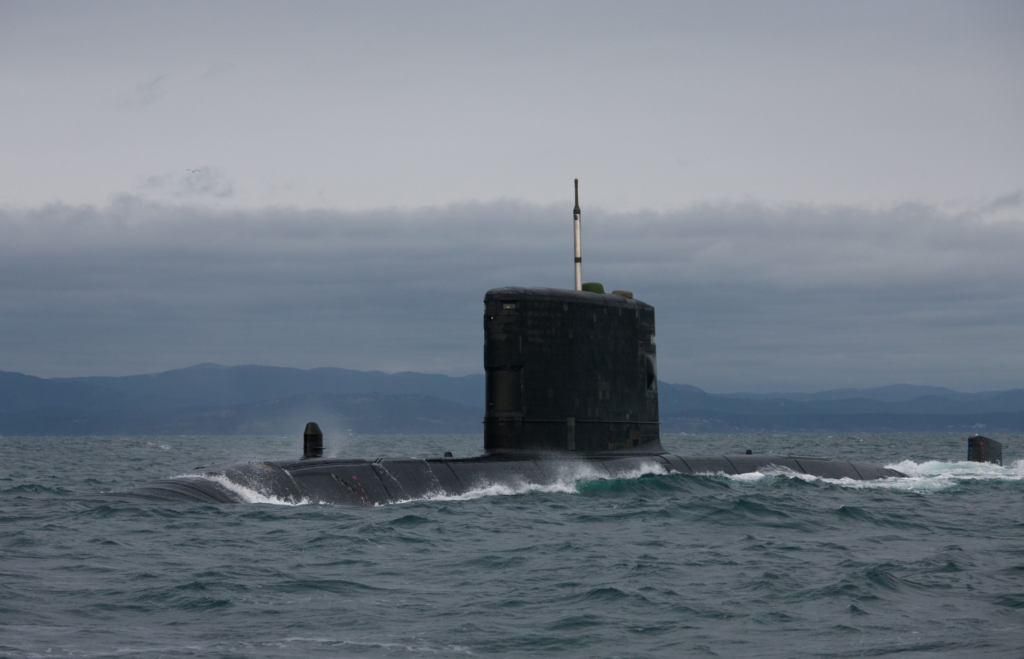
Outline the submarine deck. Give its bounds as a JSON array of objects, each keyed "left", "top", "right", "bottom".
[{"left": 126, "top": 453, "right": 906, "bottom": 505}]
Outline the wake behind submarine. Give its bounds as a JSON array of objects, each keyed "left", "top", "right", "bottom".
[{"left": 130, "top": 180, "right": 909, "bottom": 505}]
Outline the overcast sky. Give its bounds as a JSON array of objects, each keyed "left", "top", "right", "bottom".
[{"left": 1, "top": 1, "right": 1022, "bottom": 392}]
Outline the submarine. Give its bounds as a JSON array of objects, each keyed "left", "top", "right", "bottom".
[{"left": 128, "top": 179, "right": 907, "bottom": 505}]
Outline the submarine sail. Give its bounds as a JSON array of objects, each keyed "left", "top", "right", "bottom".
[{"left": 484, "top": 287, "right": 659, "bottom": 453}]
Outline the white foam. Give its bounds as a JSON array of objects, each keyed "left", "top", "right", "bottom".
[
  {"left": 712, "top": 459, "right": 1024, "bottom": 493},
  {"left": 418, "top": 479, "right": 578, "bottom": 503},
  {"left": 174, "top": 473, "right": 313, "bottom": 506},
  {"left": 888, "top": 458, "right": 1024, "bottom": 480},
  {"left": 610, "top": 462, "right": 673, "bottom": 480},
  {"left": 398, "top": 460, "right": 671, "bottom": 504}
]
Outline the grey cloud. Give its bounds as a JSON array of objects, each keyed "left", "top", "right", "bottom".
[
  {"left": 120, "top": 74, "right": 167, "bottom": 108},
  {"left": 989, "top": 190, "right": 1023, "bottom": 211},
  {"left": 138, "top": 168, "right": 235, "bottom": 199},
  {"left": 199, "top": 63, "right": 233, "bottom": 80},
  {"left": 0, "top": 196, "right": 1022, "bottom": 393}
]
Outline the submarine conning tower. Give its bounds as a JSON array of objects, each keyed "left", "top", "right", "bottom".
[{"left": 483, "top": 286, "right": 661, "bottom": 453}]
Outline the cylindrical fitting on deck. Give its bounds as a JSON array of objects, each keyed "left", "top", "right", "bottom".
[{"left": 303, "top": 422, "right": 324, "bottom": 459}]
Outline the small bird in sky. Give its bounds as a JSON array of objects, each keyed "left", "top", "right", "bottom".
[{"left": 186, "top": 168, "right": 202, "bottom": 173}]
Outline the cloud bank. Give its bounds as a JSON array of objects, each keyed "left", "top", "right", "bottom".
[{"left": 1, "top": 195, "right": 1022, "bottom": 392}]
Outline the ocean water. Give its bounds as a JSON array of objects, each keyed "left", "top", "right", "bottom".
[{"left": 2, "top": 432, "right": 1022, "bottom": 658}]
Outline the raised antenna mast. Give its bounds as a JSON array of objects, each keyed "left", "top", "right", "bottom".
[{"left": 573, "top": 178, "right": 582, "bottom": 291}]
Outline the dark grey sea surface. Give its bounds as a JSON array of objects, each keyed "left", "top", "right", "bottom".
[{"left": 2, "top": 432, "right": 1022, "bottom": 658}]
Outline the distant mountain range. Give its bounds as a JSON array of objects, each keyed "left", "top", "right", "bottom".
[
  {"left": 657, "top": 382, "right": 1024, "bottom": 432},
  {"left": 715, "top": 384, "right": 1016, "bottom": 403},
  {"left": 1, "top": 364, "right": 1022, "bottom": 435},
  {"left": 0, "top": 365, "right": 484, "bottom": 435}
]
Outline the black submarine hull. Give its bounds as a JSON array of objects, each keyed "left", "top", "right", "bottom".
[
  {"left": 129, "top": 452, "right": 906, "bottom": 505},
  {"left": 124, "top": 259, "right": 910, "bottom": 505}
]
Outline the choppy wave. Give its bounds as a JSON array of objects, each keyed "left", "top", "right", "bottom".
[
  {"left": 715, "top": 459, "right": 1024, "bottom": 493},
  {"left": 4, "top": 433, "right": 1024, "bottom": 658},
  {"left": 415, "top": 480, "right": 579, "bottom": 503},
  {"left": 403, "top": 460, "right": 671, "bottom": 503}
]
